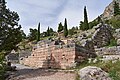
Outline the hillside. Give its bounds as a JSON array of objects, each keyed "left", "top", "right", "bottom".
[
  {"left": 101, "top": 0, "right": 120, "bottom": 20},
  {"left": 1, "top": 0, "right": 120, "bottom": 80}
]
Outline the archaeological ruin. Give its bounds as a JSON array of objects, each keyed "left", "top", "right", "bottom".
[{"left": 20, "top": 39, "right": 95, "bottom": 69}]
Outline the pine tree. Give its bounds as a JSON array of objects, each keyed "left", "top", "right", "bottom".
[
  {"left": 114, "top": 1, "right": 120, "bottom": 16},
  {"left": 57, "top": 22, "right": 63, "bottom": 32},
  {"left": 37, "top": 22, "right": 40, "bottom": 41},
  {"left": 0, "top": 0, "right": 23, "bottom": 52},
  {"left": 64, "top": 18, "right": 68, "bottom": 37},
  {"left": 84, "top": 6, "right": 89, "bottom": 30}
]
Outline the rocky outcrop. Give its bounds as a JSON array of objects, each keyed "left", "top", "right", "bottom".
[
  {"left": 101, "top": 0, "right": 120, "bottom": 20},
  {"left": 92, "top": 24, "right": 113, "bottom": 48},
  {"left": 79, "top": 66, "right": 111, "bottom": 80}
]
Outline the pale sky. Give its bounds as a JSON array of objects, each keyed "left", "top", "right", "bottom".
[{"left": 6, "top": 0, "right": 112, "bottom": 35}]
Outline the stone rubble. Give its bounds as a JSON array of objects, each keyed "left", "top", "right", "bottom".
[{"left": 92, "top": 24, "right": 113, "bottom": 48}]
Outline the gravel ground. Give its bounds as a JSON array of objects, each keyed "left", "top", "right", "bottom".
[{"left": 7, "top": 64, "right": 76, "bottom": 80}]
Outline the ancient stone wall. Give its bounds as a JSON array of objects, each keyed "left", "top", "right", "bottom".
[
  {"left": 20, "top": 40, "right": 88, "bottom": 69},
  {"left": 92, "top": 24, "right": 113, "bottom": 48}
]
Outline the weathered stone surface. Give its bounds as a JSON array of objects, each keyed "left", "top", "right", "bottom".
[
  {"left": 95, "top": 46, "right": 120, "bottom": 61},
  {"left": 20, "top": 39, "right": 89, "bottom": 69},
  {"left": 80, "top": 39, "right": 96, "bottom": 57},
  {"left": 113, "top": 29, "right": 120, "bottom": 39},
  {"left": 95, "top": 46, "right": 120, "bottom": 56},
  {"left": 92, "top": 24, "right": 113, "bottom": 48},
  {"left": 101, "top": 0, "right": 120, "bottom": 20},
  {"left": 6, "top": 52, "right": 19, "bottom": 63},
  {"left": 117, "top": 39, "right": 120, "bottom": 46},
  {"left": 79, "top": 66, "right": 111, "bottom": 80},
  {"left": 103, "top": 55, "right": 120, "bottom": 62}
]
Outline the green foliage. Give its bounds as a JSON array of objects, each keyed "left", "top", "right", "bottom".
[
  {"left": 49, "top": 27, "right": 54, "bottom": 36},
  {"left": 37, "top": 22, "right": 40, "bottom": 41},
  {"left": 0, "top": 0, "right": 24, "bottom": 52},
  {"left": 40, "top": 31, "right": 48, "bottom": 38},
  {"left": 58, "top": 22, "right": 63, "bottom": 32},
  {"left": 79, "top": 21, "right": 84, "bottom": 30},
  {"left": 79, "top": 6, "right": 90, "bottom": 30},
  {"left": 107, "top": 38, "right": 117, "bottom": 47},
  {"left": 84, "top": 6, "right": 89, "bottom": 30},
  {"left": 89, "top": 16, "right": 102, "bottom": 29},
  {"left": 114, "top": 1, "right": 120, "bottom": 16},
  {"left": 107, "top": 16, "right": 120, "bottom": 29},
  {"left": 47, "top": 27, "right": 50, "bottom": 36},
  {"left": 28, "top": 28, "right": 38, "bottom": 41},
  {"left": 109, "top": 70, "right": 120, "bottom": 80},
  {"left": 40, "top": 27, "right": 55, "bottom": 39},
  {"left": 68, "top": 27, "right": 78, "bottom": 36},
  {"left": 101, "top": 61, "right": 120, "bottom": 80},
  {"left": 64, "top": 18, "right": 68, "bottom": 37},
  {"left": 0, "top": 51, "right": 5, "bottom": 80},
  {"left": 89, "top": 20, "right": 98, "bottom": 29},
  {"left": 46, "top": 27, "right": 54, "bottom": 37}
]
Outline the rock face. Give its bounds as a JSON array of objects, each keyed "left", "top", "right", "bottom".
[
  {"left": 92, "top": 24, "right": 113, "bottom": 48},
  {"left": 101, "top": 0, "right": 120, "bottom": 20},
  {"left": 79, "top": 66, "right": 111, "bottom": 80}
]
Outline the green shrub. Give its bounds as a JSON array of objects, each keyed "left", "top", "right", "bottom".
[
  {"left": 107, "top": 38, "right": 117, "bottom": 47},
  {"left": 109, "top": 70, "right": 120, "bottom": 80},
  {"left": 103, "top": 61, "right": 120, "bottom": 80},
  {"left": 106, "top": 15, "right": 120, "bottom": 29},
  {"left": 0, "top": 51, "right": 6, "bottom": 80}
]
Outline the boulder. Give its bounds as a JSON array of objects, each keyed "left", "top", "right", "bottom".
[
  {"left": 79, "top": 66, "right": 111, "bottom": 80},
  {"left": 113, "top": 29, "right": 120, "bottom": 39},
  {"left": 117, "top": 39, "right": 120, "bottom": 46}
]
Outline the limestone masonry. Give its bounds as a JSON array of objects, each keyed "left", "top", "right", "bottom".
[{"left": 20, "top": 39, "right": 91, "bottom": 69}]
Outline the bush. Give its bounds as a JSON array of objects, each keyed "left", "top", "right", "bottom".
[
  {"left": 0, "top": 51, "right": 6, "bottom": 80},
  {"left": 101, "top": 61, "right": 120, "bottom": 80},
  {"left": 106, "top": 15, "right": 120, "bottom": 29},
  {"left": 107, "top": 38, "right": 117, "bottom": 47},
  {"left": 109, "top": 70, "right": 120, "bottom": 80}
]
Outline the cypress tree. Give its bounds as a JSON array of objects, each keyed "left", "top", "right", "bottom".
[
  {"left": 114, "top": 1, "right": 120, "bottom": 16},
  {"left": 47, "top": 26, "right": 50, "bottom": 36},
  {"left": 58, "top": 22, "right": 63, "bottom": 32},
  {"left": 37, "top": 22, "right": 40, "bottom": 41},
  {"left": 97, "top": 16, "right": 102, "bottom": 23},
  {"left": 64, "top": 18, "right": 68, "bottom": 37},
  {"left": 84, "top": 6, "right": 89, "bottom": 30}
]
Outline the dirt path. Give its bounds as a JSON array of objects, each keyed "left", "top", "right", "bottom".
[{"left": 7, "top": 64, "right": 76, "bottom": 80}]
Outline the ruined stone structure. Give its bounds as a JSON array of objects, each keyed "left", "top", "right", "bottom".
[
  {"left": 92, "top": 24, "right": 113, "bottom": 48},
  {"left": 20, "top": 39, "right": 90, "bottom": 69}
]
